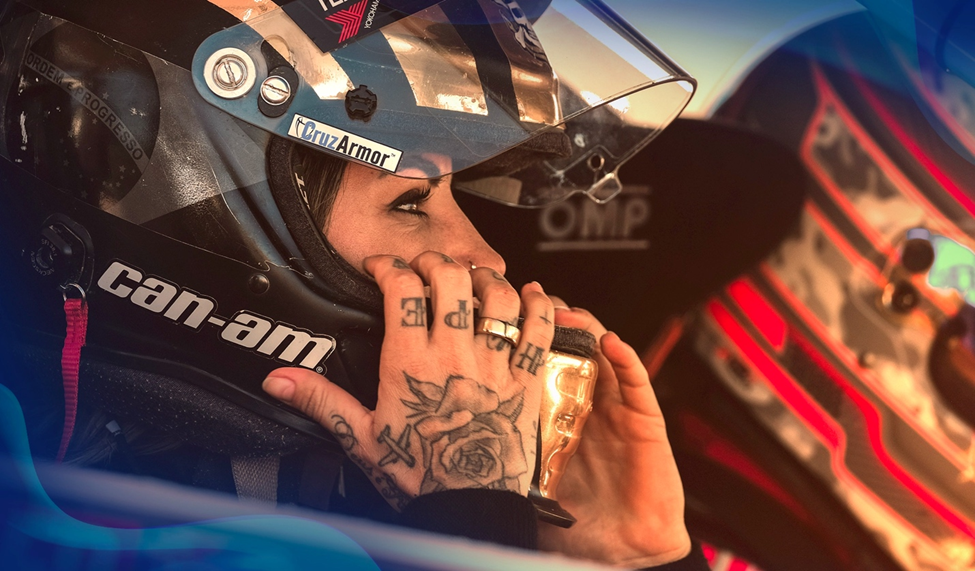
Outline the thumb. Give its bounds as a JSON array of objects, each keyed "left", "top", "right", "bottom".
[{"left": 263, "top": 367, "right": 374, "bottom": 452}]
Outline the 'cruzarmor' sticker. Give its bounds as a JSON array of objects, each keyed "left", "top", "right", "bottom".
[{"left": 288, "top": 114, "right": 402, "bottom": 173}]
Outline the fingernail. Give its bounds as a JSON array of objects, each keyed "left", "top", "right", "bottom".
[
  {"left": 263, "top": 376, "right": 296, "bottom": 402},
  {"left": 531, "top": 280, "right": 544, "bottom": 293},
  {"left": 553, "top": 305, "right": 570, "bottom": 311}
]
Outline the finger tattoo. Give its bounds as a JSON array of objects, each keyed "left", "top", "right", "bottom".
[
  {"left": 444, "top": 300, "right": 471, "bottom": 329},
  {"left": 392, "top": 258, "right": 410, "bottom": 269},
  {"left": 401, "top": 297, "right": 426, "bottom": 327},
  {"left": 514, "top": 343, "right": 546, "bottom": 375},
  {"left": 485, "top": 334, "right": 511, "bottom": 352},
  {"left": 331, "top": 414, "right": 357, "bottom": 451}
]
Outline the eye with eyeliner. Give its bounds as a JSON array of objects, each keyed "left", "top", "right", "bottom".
[{"left": 389, "top": 186, "right": 432, "bottom": 217}]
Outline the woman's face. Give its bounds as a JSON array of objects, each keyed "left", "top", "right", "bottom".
[{"left": 325, "top": 156, "right": 506, "bottom": 275}]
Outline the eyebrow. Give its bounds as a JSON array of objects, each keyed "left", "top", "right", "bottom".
[{"left": 379, "top": 173, "right": 446, "bottom": 189}]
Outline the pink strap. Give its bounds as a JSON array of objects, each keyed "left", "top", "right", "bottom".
[{"left": 56, "top": 296, "right": 88, "bottom": 463}]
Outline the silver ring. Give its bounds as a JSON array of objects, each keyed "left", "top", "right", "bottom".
[
  {"left": 60, "top": 282, "right": 87, "bottom": 303},
  {"left": 475, "top": 317, "right": 521, "bottom": 346}
]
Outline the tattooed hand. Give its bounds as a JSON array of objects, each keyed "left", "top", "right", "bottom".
[{"left": 262, "top": 251, "right": 554, "bottom": 509}]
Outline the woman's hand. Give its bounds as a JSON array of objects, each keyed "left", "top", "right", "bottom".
[
  {"left": 261, "top": 251, "right": 554, "bottom": 509},
  {"left": 537, "top": 306, "right": 691, "bottom": 567}
]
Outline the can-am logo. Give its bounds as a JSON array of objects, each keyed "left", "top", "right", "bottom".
[{"left": 97, "top": 261, "right": 336, "bottom": 372}]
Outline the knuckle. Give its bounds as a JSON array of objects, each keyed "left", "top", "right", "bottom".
[
  {"left": 416, "top": 250, "right": 449, "bottom": 267},
  {"left": 387, "top": 270, "right": 423, "bottom": 291},
  {"left": 430, "top": 262, "right": 470, "bottom": 287},
  {"left": 473, "top": 266, "right": 507, "bottom": 282},
  {"left": 484, "top": 276, "right": 516, "bottom": 293},
  {"left": 388, "top": 255, "right": 411, "bottom": 269},
  {"left": 483, "top": 281, "right": 519, "bottom": 306},
  {"left": 523, "top": 290, "right": 554, "bottom": 312},
  {"left": 533, "top": 330, "right": 555, "bottom": 350},
  {"left": 293, "top": 382, "right": 331, "bottom": 423},
  {"left": 378, "top": 254, "right": 406, "bottom": 268}
]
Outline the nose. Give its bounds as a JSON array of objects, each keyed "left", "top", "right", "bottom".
[
  {"left": 446, "top": 205, "right": 507, "bottom": 275},
  {"left": 467, "top": 234, "right": 507, "bottom": 276}
]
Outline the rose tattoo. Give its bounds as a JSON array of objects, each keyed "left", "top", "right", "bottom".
[{"left": 400, "top": 373, "right": 528, "bottom": 494}]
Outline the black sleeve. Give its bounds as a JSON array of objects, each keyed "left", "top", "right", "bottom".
[{"left": 396, "top": 489, "right": 538, "bottom": 549}]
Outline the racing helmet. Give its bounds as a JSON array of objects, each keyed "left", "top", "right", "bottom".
[
  {"left": 0, "top": 0, "right": 694, "bottom": 458},
  {"left": 693, "top": 7, "right": 975, "bottom": 570}
]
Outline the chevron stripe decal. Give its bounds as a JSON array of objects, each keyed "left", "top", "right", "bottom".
[{"left": 325, "top": 0, "right": 369, "bottom": 43}]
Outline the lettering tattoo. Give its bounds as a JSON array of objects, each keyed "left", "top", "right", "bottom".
[
  {"left": 443, "top": 299, "right": 470, "bottom": 329},
  {"left": 401, "top": 373, "right": 529, "bottom": 494},
  {"left": 515, "top": 343, "right": 546, "bottom": 375},
  {"left": 331, "top": 415, "right": 357, "bottom": 452},
  {"left": 401, "top": 297, "right": 426, "bottom": 327},
  {"left": 330, "top": 414, "right": 413, "bottom": 510},
  {"left": 376, "top": 473, "right": 410, "bottom": 508},
  {"left": 392, "top": 258, "right": 410, "bottom": 269},
  {"left": 377, "top": 424, "right": 416, "bottom": 468},
  {"left": 484, "top": 333, "right": 511, "bottom": 352},
  {"left": 540, "top": 310, "right": 552, "bottom": 325}
]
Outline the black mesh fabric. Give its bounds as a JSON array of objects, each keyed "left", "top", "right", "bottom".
[{"left": 15, "top": 344, "right": 319, "bottom": 457}]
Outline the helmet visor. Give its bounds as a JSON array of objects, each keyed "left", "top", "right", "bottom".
[{"left": 194, "top": 0, "right": 694, "bottom": 202}]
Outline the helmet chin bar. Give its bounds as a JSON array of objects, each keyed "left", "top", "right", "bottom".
[{"left": 264, "top": 135, "right": 384, "bottom": 314}]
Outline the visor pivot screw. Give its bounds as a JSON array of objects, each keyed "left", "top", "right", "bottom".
[
  {"left": 260, "top": 76, "right": 291, "bottom": 106},
  {"left": 587, "top": 153, "right": 605, "bottom": 172},
  {"left": 214, "top": 55, "right": 248, "bottom": 90},
  {"left": 248, "top": 273, "right": 270, "bottom": 295},
  {"left": 346, "top": 85, "right": 377, "bottom": 121},
  {"left": 203, "top": 48, "right": 256, "bottom": 99}
]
